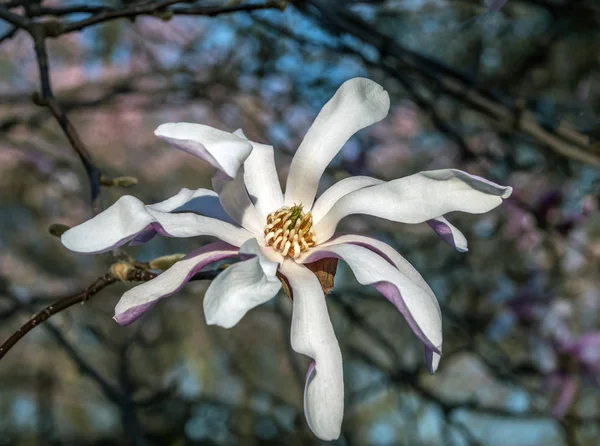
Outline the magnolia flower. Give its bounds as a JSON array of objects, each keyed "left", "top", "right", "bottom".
[{"left": 61, "top": 78, "right": 512, "bottom": 440}]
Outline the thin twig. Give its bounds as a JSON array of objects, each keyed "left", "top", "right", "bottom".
[
  {"left": 0, "top": 269, "right": 148, "bottom": 360},
  {"left": 0, "top": 5, "right": 30, "bottom": 30},
  {"left": 0, "top": 267, "right": 220, "bottom": 361},
  {"left": 29, "top": 23, "right": 103, "bottom": 211},
  {"left": 46, "top": 1, "right": 282, "bottom": 36}
]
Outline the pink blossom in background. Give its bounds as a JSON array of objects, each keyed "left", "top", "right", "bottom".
[
  {"left": 392, "top": 104, "right": 421, "bottom": 139},
  {"left": 504, "top": 200, "right": 541, "bottom": 251},
  {"left": 366, "top": 143, "right": 411, "bottom": 179}
]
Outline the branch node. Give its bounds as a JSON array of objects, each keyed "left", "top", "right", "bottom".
[
  {"left": 110, "top": 261, "right": 135, "bottom": 283},
  {"left": 100, "top": 175, "right": 139, "bottom": 188}
]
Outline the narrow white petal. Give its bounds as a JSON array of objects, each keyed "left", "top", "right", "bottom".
[
  {"left": 280, "top": 260, "right": 344, "bottom": 441},
  {"left": 284, "top": 78, "right": 390, "bottom": 209},
  {"left": 218, "top": 169, "right": 264, "bottom": 235},
  {"left": 131, "top": 188, "right": 236, "bottom": 245},
  {"left": 298, "top": 240, "right": 442, "bottom": 363},
  {"left": 61, "top": 195, "right": 253, "bottom": 254},
  {"left": 204, "top": 239, "right": 281, "bottom": 328},
  {"left": 243, "top": 141, "right": 283, "bottom": 219},
  {"left": 147, "top": 188, "right": 232, "bottom": 222},
  {"left": 313, "top": 233, "right": 443, "bottom": 373},
  {"left": 315, "top": 169, "right": 512, "bottom": 243},
  {"left": 114, "top": 242, "right": 239, "bottom": 325},
  {"left": 155, "top": 123, "right": 252, "bottom": 178},
  {"left": 312, "top": 176, "right": 383, "bottom": 223}
]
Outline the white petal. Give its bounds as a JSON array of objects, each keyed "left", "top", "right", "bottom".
[
  {"left": 211, "top": 170, "right": 230, "bottom": 195},
  {"left": 284, "top": 78, "right": 390, "bottom": 209},
  {"left": 218, "top": 169, "right": 264, "bottom": 235},
  {"left": 243, "top": 141, "right": 283, "bottom": 219},
  {"left": 316, "top": 234, "right": 436, "bottom": 302},
  {"left": 315, "top": 169, "right": 513, "bottom": 243},
  {"left": 298, "top": 240, "right": 442, "bottom": 363},
  {"left": 147, "top": 188, "right": 232, "bottom": 222},
  {"left": 131, "top": 188, "right": 236, "bottom": 245},
  {"left": 312, "top": 176, "right": 383, "bottom": 223},
  {"left": 280, "top": 260, "right": 344, "bottom": 441},
  {"left": 155, "top": 123, "right": 252, "bottom": 178},
  {"left": 427, "top": 216, "right": 468, "bottom": 252},
  {"left": 61, "top": 195, "right": 253, "bottom": 254},
  {"left": 204, "top": 239, "right": 281, "bottom": 328},
  {"left": 233, "top": 128, "right": 247, "bottom": 139},
  {"left": 114, "top": 242, "right": 239, "bottom": 325}
]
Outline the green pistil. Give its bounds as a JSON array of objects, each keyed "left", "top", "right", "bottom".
[{"left": 288, "top": 204, "right": 304, "bottom": 227}]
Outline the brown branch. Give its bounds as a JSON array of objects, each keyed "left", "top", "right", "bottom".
[
  {"left": 29, "top": 23, "right": 104, "bottom": 211},
  {"left": 0, "top": 268, "right": 155, "bottom": 361},
  {"left": 0, "top": 5, "right": 30, "bottom": 30},
  {"left": 0, "top": 264, "right": 223, "bottom": 361},
  {"left": 298, "top": 0, "right": 600, "bottom": 169},
  {"left": 44, "top": 1, "right": 284, "bottom": 37}
]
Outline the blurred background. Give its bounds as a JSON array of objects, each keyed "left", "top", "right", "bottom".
[{"left": 1, "top": 0, "right": 599, "bottom": 445}]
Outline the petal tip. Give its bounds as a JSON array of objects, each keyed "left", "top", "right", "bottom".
[
  {"left": 113, "top": 313, "right": 127, "bottom": 326},
  {"left": 154, "top": 122, "right": 171, "bottom": 138},
  {"left": 60, "top": 228, "right": 90, "bottom": 254},
  {"left": 502, "top": 186, "right": 513, "bottom": 199}
]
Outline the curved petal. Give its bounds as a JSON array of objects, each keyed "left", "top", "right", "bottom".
[
  {"left": 298, "top": 241, "right": 442, "bottom": 363},
  {"left": 155, "top": 123, "right": 252, "bottom": 178},
  {"left": 243, "top": 141, "right": 283, "bottom": 219},
  {"left": 427, "top": 216, "right": 468, "bottom": 252},
  {"left": 204, "top": 239, "right": 281, "bottom": 328},
  {"left": 61, "top": 195, "right": 253, "bottom": 254},
  {"left": 314, "top": 169, "right": 513, "bottom": 243},
  {"left": 233, "top": 128, "right": 283, "bottom": 218},
  {"left": 114, "top": 242, "right": 239, "bottom": 325},
  {"left": 284, "top": 78, "right": 390, "bottom": 209},
  {"left": 218, "top": 169, "right": 264, "bottom": 235},
  {"left": 315, "top": 234, "right": 436, "bottom": 302},
  {"left": 306, "top": 234, "right": 442, "bottom": 374},
  {"left": 280, "top": 260, "right": 344, "bottom": 441},
  {"left": 148, "top": 188, "right": 233, "bottom": 222},
  {"left": 312, "top": 176, "right": 383, "bottom": 223},
  {"left": 131, "top": 188, "right": 235, "bottom": 245}
]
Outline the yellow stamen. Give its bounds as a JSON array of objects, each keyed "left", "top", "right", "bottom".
[{"left": 264, "top": 204, "right": 316, "bottom": 258}]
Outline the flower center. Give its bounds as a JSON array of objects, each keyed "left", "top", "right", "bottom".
[{"left": 264, "top": 204, "right": 316, "bottom": 258}]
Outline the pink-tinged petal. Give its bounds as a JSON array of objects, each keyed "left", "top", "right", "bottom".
[
  {"left": 154, "top": 123, "right": 252, "bottom": 178},
  {"left": 204, "top": 239, "right": 281, "bottom": 328},
  {"left": 298, "top": 240, "right": 442, "bottom": 364},
  {"left": 218, "top": 169, "right": 264, "bottom": 235},
  {"left": 424, "top": 346, "right": 442, "bottom": 375},
  {"left": 114, "top": 242, "right": 239, "bottom": 325},
  {"left": 312, "top": 176, "right": 383, "bottom": 223},
  {"left": 427, "top": 216, "right": 468, "bottom": 252},
  {"left": 280, "top": 260, "right": 343, "bottom": 441},
  {"left": 315, "top": 169, "right": 512, "bottom": 243},
  {"left": 242, "top": 140, "right": 283, "bottom": 219},
  {"left": 285, "top": 78, "right": 390, "bottom": 209},
  {"left": 317, "top": 233, "right": 436, "bottom": 301},
  {"left": 61, "top": 195, "right": 253, "bottom": 254},
  {"left": 131, "top": 188, "right": 235, "bottom": 246}
]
